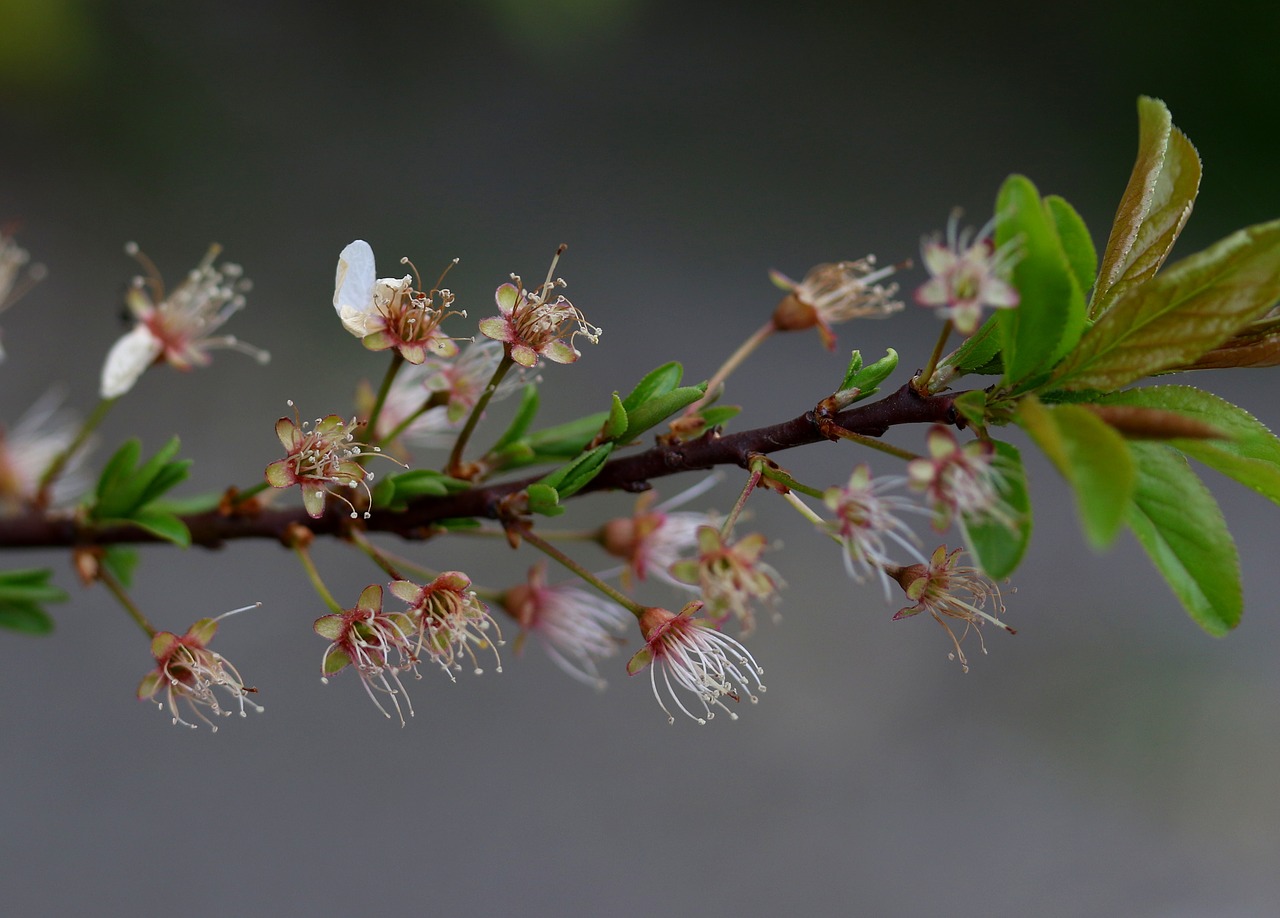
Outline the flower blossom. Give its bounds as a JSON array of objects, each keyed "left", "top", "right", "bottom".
[
  {"left": 333, "top": 240, "right": 464, "bottom": 364},
  {"left": 100, "top": 243, "right": 269, "bottom": 398},
  {"left": 501, "top": 562, "right": 629, "bottom": 689},
  {"left": 388, "top": 573, "right": 502, "bottom": 677},
  {"left": 907, "top": 426, "right": 1016, "bottom": 531},
  {"left": 769, "top": 257, "right": 903, "bottom": 350},
  {"left": 0, "top": 389, "right": 91, "bottom": 514},
  {"left": 138, "top": 604, "right": 263, "bottom": 731},
  {"left": 626, "top": 601, "right": 766, "bottom": 725},
  {"left": 265, "top": 403, "right": 398, "bottom": 519},
  {"left": 478, "top": 245, "right": 601, "bottom": 368},
  {"left": 0, "top": 230, "right": 46, "bottom": 363},
  {"left": 600, "top": 479, "right": 719, "bottom": 590},
  {"left": 889, "top": 545, "right": 1013, "bottom": 672},
  {"left": 914, "top": 210, "right": 1020, "bottom": 334},
  {"left": 670, "top": 525, "right": 783, "bottom": 635},
  {"left": 822, "top": 464, "right": 927, "bottom": 598},
  {"left": 314, "top": 585, "right": 421, "bottom": 725}
]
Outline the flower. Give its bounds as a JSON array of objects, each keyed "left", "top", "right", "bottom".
[
  {"left": 477, "top": 245, "right": 601, "bottom": 368},
  {"left": 907, "top": 426, "right": 1016, "bottom": 531},
  {"left": 822, "top": 464, "right": 927, "bottom": 597},
  {"left": 388, "top": 573, "right": 503, "bottom": 677},
  {"left": 265, "top": 403, "right": 398, "bottom": 519},
  {"left": 626, "top": 601, "right": 766, "bottom": 724},
  {"left": 914, "top": 210, "right": 1020, "bottom": 334},
  {"left": 314, "top": 585, "right": 420, "bottom": 725},
  {"left": 769, "top": 257, "right": 903, "bottom": 350},
  {"left": 100, "top": 243, "right": 269, "bottom": 398},
  {"left": 670, "top": 526, "right": 783, "bottom": 635},
  {"left": 500, "top": 562, "right": 629, "bottom": 689},
  {"left": 0, "top": 389, "right": 91, "bottom": 513},
  {"left": 0, "top": 230, "right": 46, "bottom": 363},
  {"left": 600, "top": 480, "right": 719, "bottom": 590},
  {"left": 333, "top": 240, "right": 464, "bottom": 364},
  {"left": 138, "top": 604, "right": 263, "bottom": 731},
  {"left": 889, "top": 545, "right": 1013, "bottom": 672}
]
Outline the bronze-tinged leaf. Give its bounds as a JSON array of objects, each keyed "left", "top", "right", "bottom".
[
  {"left": 1091, "top": 97, "right": 1202, "bottom": 318},
  {"left": 1181, "top": 328, "right": 1280, "bottom": 370},
  {"left": 1083, "top": 404, "right": 1224, "bottom": 440}
]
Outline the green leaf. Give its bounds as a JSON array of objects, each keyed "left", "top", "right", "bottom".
[
  {"left": 1053, "top": 219, "right": 1280, "bottom": 391},
  {"left": 621, "top": 362, "right": 683, "bottom": 412},
  {"left": 940, "top": 313, "right": 1003, "bottom": 376},
  {"left": 95, "top": 439, "right": 142, "bottom": 504},
  {"left": 1016, "top": 396, "right": 1135, "bottom": 548},
  {"left": 959, "top": 440, "right": 1031, "bottom": 579},
  {"left": 995, "top": 176, "right": 1087, "bottom": 385},
  {"left": 490, "top": 384, "right": 540, "bottom": 453},
  {"left": 601, "top": 393, "right": 629, "bottom": 441},
  {"left": 526, "top": 483, "right": 562, "bottom": 517},
  {"left": 1099, "top": 385, "right": 1280, "bottom": 506},
  {"left": 952, "top": 390, "right": 987, "bottom": 429},
  {"left": 838, "top": 350, "right": 864, "bottom": 390},
  {"left": 623, "top": 384, "right": 707, "bottom": 442},
  {"left": 0, "top": 568, "right": 69, "bottom": 604},
  {"left": 837, "top": 348, "right": 898, "bottom": 402},
  {"left": 127, "top": 509, "right": 192, "bottom": 547},
  {"left": 696, "top": 405, "right": 741, "bottom": 430},
  {"left": 537, "top": 443, "right": 614, "bottom": 499},
  {"left": 524, "top": 412, "right": 611, "bottom": 458},
  {"left": 1044, "top": 195, "right": 1098, "bottom": 299},
  {"left": 1091, "top": 96, "right": 1202, "bottom": 317},
  {"left": 0, "top": 603, "right": 55, "bottom": 634},
  {"left": 375, "top": 469, "right": 472, "bottom": 510},
  {"left": 1126, "top": 442, "right": 1241, "bottom": 635},
  {"left": 102, "top": 547, "right": 140, "bottom": 588}
]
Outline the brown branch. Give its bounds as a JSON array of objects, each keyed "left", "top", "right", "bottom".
[{"left": 0, "top": 383, "right": 961, "bottom": 551}]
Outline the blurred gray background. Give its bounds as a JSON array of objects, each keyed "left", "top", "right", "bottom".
[{"left": 2, "top": 1, "right": 1279, "bottom": 915}]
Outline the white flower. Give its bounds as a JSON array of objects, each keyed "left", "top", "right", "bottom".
[{"left": 0, "top": 389, "right": 90, "bottom": 513}]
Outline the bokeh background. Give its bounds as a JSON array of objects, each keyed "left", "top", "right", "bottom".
[{"left": 3, "top": 1, "right": 1279, "bottom": 915}]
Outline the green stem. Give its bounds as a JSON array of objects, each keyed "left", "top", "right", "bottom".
[
  {"left": 36, "top": 396, "right": 117, "bottom": 506},
  {"left": 362, "top": 351, "right": 405, "bottom": 444},
  {"left": 519, "top": 526, "right": 645, "bottom": 618},
  {"left": 915, "top": 322, "right": 953, "bottom": 394},
  {"left": 347, "top": 527, "right": 404, "bottom": 580},
  {"left": 685, "top": 319, "right": 776, "bottom": 416},
  {"left": 757, "top": 465, "right": 826, "bottom": 500},
  {"left": 721, "top": 466, "right": 762, "bottom": 538},
  {"left": 826, "top": 427, "right": 920, "bottom": 461},
  {"left": 293, "top": 544, "right": 344, "bottom": 614},
  {"left": 380, "top": 391, "right": 448, "bottom": 447},
  {"left": 98, "top": 566, "right": 157, "bottom": 638},
  {"left": 447, "top": 350, "right": 515, "bottom": 476}
]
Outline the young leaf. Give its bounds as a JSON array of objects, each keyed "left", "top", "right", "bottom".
[
  {"left": 1091, "top": 96, "right": 1202, "bottom": 317},
  {"left": 1044, "top": 195, "right": 1098, "bottom": 298},
  {"left": 838, "top": 350, "right": 864, "bottom": 391},
  {"left": 1053, "top": 219, "right": 1280, "bottom": 391},
  {"left": 601, "top": 393, "right": 629, "bottom": 442},
  {"left": 102, "top": 547, "right": 140, "bottom": 588},
  {"left": 1099, "top": 385, "right": 1280, "bottom": 505},
  {"left": 995, "top": 176, "right": 1087, "bottom": 385},
  {"left": 838, "top": 348, "right": 898, "bottom": 402},
  {"left": 939, "top": 313, "right": 1003, "bottom": 377},
  {"left": 622, "top": 384, "right": 707, "bottom": 442},
  {"left": 0, "top": 569, "right": 66, "bottom": 635},
  {"left": 526, "top": 483, "right": 563, "bottom": 517},
  {"left": 127, "top": 509, "right": 192, "bottom": 547},
  {"left": 959, "top": 440, "right": 1031, "bottom": 579},
  {"left": 0, "top": 604, "right": 54, "bottom": 634},
  {"left": 1125, "top": 442, "right": 1241, "bottom": 635},
  {"left": 622, "top": 362, "right": 683, "bottom": 412},
  {"left": 524, "top": 412, "right": 611, "bottom": 458},
  {"left": 537, "top": 443, "right": 614, "bottom": 499},
  {"left": 1016, "top": 396, "right": 1134, "bottom": 548}
]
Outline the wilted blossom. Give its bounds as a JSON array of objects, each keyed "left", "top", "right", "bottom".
[
  {"left": 501, "top": 562, "right": 629, "bottom": 689},
  {"left": 333, "top": 240, "right": 463, "bottom": 364},
  {"left": 914, "top": 210, "right": 1020, "bottom": 334},
  {"left": 0, "top": 390, "right": 90, "bottom": 513},
  {"left": 822, "top": 464, "right": 927, "bottom": 598},
  {"left": 600, "top": 480, "right": 719, "bottom": 590},
  {"left": 138, "top": 604, "right": 263, "bottom": 731},
  {"left": 0, "top": 230, "right": 46, "bottom": 363},
  {"left": 769, "top": 257, "right": 903, "bottom": 350},
  {"left": 388, "top": 573, "right": 502, "bottom": 677},
  {"left": 670, "top": 525, "right": 783, "bottom": 635},
  {"left": 478, "top": 245, "right": 601, "bottom": 368},
  {"left": 315, "top": 584, "right": 420, "bottom": 725},
  {"left": 265, "top": 404, "right": 396, "bottom": 519},
  {"left": 100, "top": 243, "right": 268, "bottom": 398},
  {"left": 907, "top": 426, "right": 1016, "bottom": 531},
  {"left": 626, "top": 601, "right": 766, "bottom": 725},
  {"left": 888, "top": 545, "right": 1013, "bottom": 672}
]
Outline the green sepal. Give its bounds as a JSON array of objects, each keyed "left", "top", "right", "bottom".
[
  {"left": 526, "top": 483, "right": 563, "bottom": 517},
  {"left": 1098, "top": 386, "right": 1280, "bottom": 506},
  {"left": 1044, "top": 195, "right": 1098, "bottom": 299},
  {"left": 1053, "top": 219, "right": 1280, "bottom": 392},
  {"left": 489, "top": 384, "right": 539, "bottom": 453},
  {"left": 623, "top": 384, "right": 707, "bottom": 442},
  {"left": 1125, "top": 442, "right": 1241, "bottom": 635},
  {"left": 995, "top": 176, "right": 1087, "bottom": 386},
  {"left": 958, "top": 440, "right": 1031, "bottom": 579},
  {"left": 621, "top": 362, "right": 683, "bottom": 412},
  {"left": 322, "top": 645, "right": 352, "bottom": 676},
  {"left": 1016, "top": 395, "right": 1134, "bottom": 549}
]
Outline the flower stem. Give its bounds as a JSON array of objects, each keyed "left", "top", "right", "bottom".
[
  {"left": 98, "top": 566, "right": 157, "bottom": 638},
  {"left": 519, "top": 526, "right": 645, "bottom": 618},
  {"left": 362, "top": 351, "right": 405, "bottom": 444},
  {"left": 915, "top": 322, "right": 953, "bottom": 394},
  {"left": 347, "top": 527, "right": 404, "bottom": 580},
  {"left": 35, "top": 396, "right": 116, "bottom": 507},
  {"left": 721, "top": 467, "right": 762, "bottom": 537},
  {"left": 824, "top": 426, "right": 920, "bottom": 461},
  {"left": 447, "top": 351, "right": 515, "bottom": 477},
  {"left": 293, "top": 544, "right": 344, "bottom": 614},
  {"left": 685, "top": 319, "right": 776, "bottom": 416},
  {"left": 379, "top": 391, "right": 447, "bottom": 447}
]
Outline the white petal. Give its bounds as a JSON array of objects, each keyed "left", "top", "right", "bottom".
[
  {"left": 334, "top": 240, "right": 377, "bottom": 337},
  {"left": 100, "top": 325, "right": 163, "bottom": 398}
]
